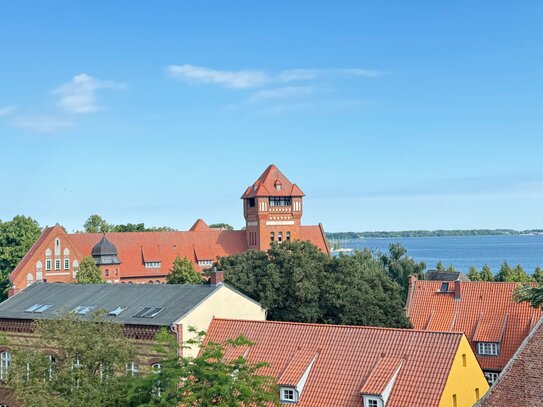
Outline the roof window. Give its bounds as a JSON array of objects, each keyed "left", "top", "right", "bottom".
[
  {"left": 25, "top": 304, "right": 53, "bottom": 313},
  {"left": 108, "top": 306, "right": 127, "bottom": 316},
  {"left": 439, "top": 282, "right": 449, "bottom": 292},
  {"left": 280, "top": 387, "right": 297, "bottom": 402},
  {"left": 73, "top": 305, "right": 96, "bottom": 315},
  {"left": 133, "top": 307, "right": 164, "bottom": 318}
]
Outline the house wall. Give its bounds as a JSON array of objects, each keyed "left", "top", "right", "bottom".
[
  {"left": 178, "top": 285, "right": 266, "bottom": 357},
  {"left": 439, "top": 335, "right": 490, "bottom": 407}
]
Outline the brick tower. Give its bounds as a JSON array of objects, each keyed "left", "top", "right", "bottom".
[{"left": 241, "top": 164, "right": 305, "bottom": 251}]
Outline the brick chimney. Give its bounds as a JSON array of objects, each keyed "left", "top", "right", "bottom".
[
  {"left": 210, "top": 270, "right": 224, "bottom": 285},
  {"left": 454, "top": 280, "right": 461, "bottom": 301},
  {"left": 8, "top": 286, "right": 20, "bottom": 298}
]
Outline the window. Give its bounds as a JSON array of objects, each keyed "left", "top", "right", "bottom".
[
  {"left": 152, "top": 362, "right": 164, "bottom": 397},
  {"left": 64, "top": 259, "right": 70, "bottom": 270},
  {"left": 46, "top": 259, "right": 52, "bottom": 271},
  {"left": 0, "top": 351, "right": 10, "bottom": 381},
  {"left": 286, "top": 231, "right": 291, "bottom": 241},
  {"left": 269, "top": 197, "right": 292, "bottom": 206},
  {"left": 134, "top": 307, "right": 164, "bottom": 318},
  {"left": 25, "top": 304, "right": 52, "bottom": 313},
  {"left": 278, "top": 232, "right": 283, "bottom": 243},
  {"left": 440, "top": 282, "right": 449, "bottom": 292},
  {"left": 54, "top": 238, "right": 61, "bottom": 255},
  {"left": 363, "top": 397, "right": 382, "bottom": 407},
  {"left": 198, "top": 260, "right": 213, "bottom": 267},
  {"left": 105, "top": 269, "right": 109, "bottom": 277},
  {"left": 72, "top": 305, "right": 96, "bottom": 315},
  {"left": 281, "top": 387, "right": 295, "bottom": 402},
  {"left": 462, "top": 354, "right": 466, "bottom": 367},
  {"left": 249, "top": 198, "right": 255, "bottom": 207},
  {"left": 452, "top": 394, "right": 457, "bottom": 407},
  {"left": 126, "top": 361, "right": 139, "bottom": 376},
  {"left": 270, "top": 232, "right": 275, "bottom": 242},
  {"left": 274, "top": 181, "right": 282, "bottom": 191},
  {"left": 26, "top": 273, "right": 34, "bottom": 287},
  {"left": 484, "top": 371, "right": 499, "bottom": 385},
  {"left": 144, "top": 262, "right": 161, "bottom": 268},
  {"left": 108, "top": 306, "right": 127, "bottom": 316},
  {"left": 478, "top": 342, "right": 499, "bottom": 356},
  {"left": 475, "top": 388, "right": 480, "bottom": 401},
  {"left": 368, "top": 400, "right": 379, "bottom": 407},
  {"left": 54, "top": 259, "right": 61, "bottom": 270},
  {"left": 47, "top": 355, "right": 56, "bottom": 380}
]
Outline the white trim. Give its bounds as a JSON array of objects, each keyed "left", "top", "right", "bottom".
[
  {"left": 45, "top": 272, "right": 71, "bottom": 276},
  {"left": 266, "top": 220, "right": 295, "bottom": 226}
]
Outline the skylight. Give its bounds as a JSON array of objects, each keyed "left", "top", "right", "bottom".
[
  {"left": 133, "top": 307, "right": 164, "bottom": 318},
  {"left": 25, "top": 304, "right": 53, "bottom": 313},
  {"left": 73, "top": 305, "right": 96, "bottom": 315},
  {"left": 108, "top": 306, "right": 127, "bottom": 316}
]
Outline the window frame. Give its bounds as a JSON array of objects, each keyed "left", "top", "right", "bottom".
[
  {"left": 0, "top": 350, "right": 11, "bottom": 381},
  {"left": 280, "top": 387, "right": 296, "bottom": 402},
  {"left": 477, "top": 342, "right": 499, "bottom": 356}
]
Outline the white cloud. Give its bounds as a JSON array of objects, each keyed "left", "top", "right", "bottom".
[
  {"left": 167, "top": 64, "right": 269, "bottom": 89},
  {"left": 52, "top": 73, "right": 124, "bottom": 114},
  {"left": 0, "top": 105, "right": 17, "bottom": 116},
  {"left": 248, "top": 86, "right": 316, "bottom": 102},
  {"left": 11, "top": 115, "right": 74, "bottom": 133},
  {"left": 167, "top": 64, "right": 384, "bottom": 90}
]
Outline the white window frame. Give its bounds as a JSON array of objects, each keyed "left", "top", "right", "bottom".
[
  {"left": 54, "top": 259, "right": 61, "bottom": 271},
  {"left": 484, "top": 371, "right": 499, "bottom": 385},
  {"left": 126, "top": 361, "right": 139, "bottom": 376},
  {"left": 0, "top": 351, "right": 11, "bottom": 381},
  {"left": 280, "top": 387, "right": 297, "bottom": 402},
  {"left": 46, "top": 259, "right": 52, "bottom": 271},
  {"left": 144, "top": 262, "right": 161, "bottom": 269},
  {"left": 64, "top": 259, "right": 70, "bottom": 270},
  {"left": 364, "top": 396, "right": 383, "bottom": 407},
  {"left": 477, "top": 342, "right": 499, "bottom": 356}
]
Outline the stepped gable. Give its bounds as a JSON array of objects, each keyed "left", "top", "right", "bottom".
[
  {"left": 406, "top": 278, "right": 543, "bottom": 372},
  {"left": 205, "top": 318, "right": 467, "bottom": 407}
]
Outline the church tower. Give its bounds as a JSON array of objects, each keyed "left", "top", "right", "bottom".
[{"left": 241, "top": 164, "right": 305, "bottom": 251}]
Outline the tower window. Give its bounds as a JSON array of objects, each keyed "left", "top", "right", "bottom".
[
  {"left": 248, "top": 198, "right": 255, "bottom": 207},
  {"left": 269, "top": 197, "right": 291, "bottom": 206},
  {"left": 286, "top": 231, "right": 291, "bottom": 241},
  {"left": 278, "top": 232, "right": 283, "bottom": 243},
  {"left": 270, "top": 232, "right": 275, "bottom": 242},
  {"left": 274, "top": 180, "right": 282, "bottom": 191}
]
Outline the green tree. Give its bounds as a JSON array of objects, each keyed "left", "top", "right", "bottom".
[
  {"left": 533, "top": 266, "right": 543, "bottom": 284},
  {"left": 467, "top": 266, "right": 481, "bottom": 281},
  {"left": 218, "top": 241, "right": 410, "bottom": 328},
  {"left": 480, "top": 264, "right": 494, "bottom": 281},
  {"left": 75, "top": 256, "right": 104, "bottom": 284},
  {"left": 0, "top": 215, "right": 41, "bottom": 300},
  {"left": 112, "top": 223, "right": 146, "bottom": 232},
  {"left": 496, "top": 261, "right": 533, "bottom": 282},
  {"left": 129, "top": 328, "right": 279, "bottom": 407},
  {"left": 514, "top": 285, "right": 543, "bottom": 310},
  {"left": 436, "top": 260, "right": 445, "bottom": 271},
  {"left": 209, "top": 223, "right": 234, "bottom": 230},
  {"left": 7, "top": 313, "right": 135, "bottom": 407},
  {"left": 380, "top": 243, "right": 425, "bottom": 296},
  {"left": 83, "top": 214, "right": 111, "bottom": 233},
  {"left": 166, "top": 256, "right": 201, "bottom": 285}
]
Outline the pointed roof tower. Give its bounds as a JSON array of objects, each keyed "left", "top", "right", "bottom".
[
  {"left": 189, "top": 219, "right": 212, "bottom": 232},
  {"left": 241, "top": 164, "right": 305, "bottom": 199},
  {"left": 91, "top": 234, "right": 121, "bottom": 265}
]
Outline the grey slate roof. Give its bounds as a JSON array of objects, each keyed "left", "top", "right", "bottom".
[
  {"left": 425, "top": 270, "right": 470, "bottom": 281},
  {"left": 0, "top": 282, "right": 223, "bottom": 326}
]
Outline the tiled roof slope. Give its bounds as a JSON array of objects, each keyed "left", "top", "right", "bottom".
[
  {"left": 69, "top": 229, "right": 249, "bottom": 276},
  {"left": 476, "top": 316, "right": 543, "bottom": 407},
  {"left": 241, "top": 164, "right": 305, "bottom": 198},
  {"left": 205, "top": 319, "right": 464, "bottom": 407},
  {"left": 406, "top": 279, "right": 542, "bottom": 371},
  {"left": 10, "top": 226, "right": 55, "bottom": 277}
]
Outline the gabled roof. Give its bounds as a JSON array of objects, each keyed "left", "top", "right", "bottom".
[
  {"left": 476, "top": 316, "right": 543, "bottom": 406},
  {"left": 425, "top": 270, "right": 470, "bottom": 281},
  {"left": 189, "top": 219, "right": 211, "bottom": 231},
  {"left": 241, "top": 164, "right": 305, "bottom": 199},
  {"left": 407, "top": 279, "right": 543, "bottom": 371},
  {"left": 205, "top": 319, "right": 464, "bottom": 407},
  {"left": 0, "top": 282, "right": 223, "bottom": 326},
  {"left": 360, "top": 356, "right": 403, "bottom": 396},
  {"left": 10, "top": 225, "right": 56, "bottom": 278}
]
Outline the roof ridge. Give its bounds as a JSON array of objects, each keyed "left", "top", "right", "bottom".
[{"left": 211, "top": 318, "right": 465, "bottom": 335}]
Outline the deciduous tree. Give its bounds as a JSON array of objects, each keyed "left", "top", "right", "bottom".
[
  {"left": 75, "top": 256, "right": 104, "bottom": 284},
  {"left": 82, "top": 214, "right": 111, "bottom": 233},
  {"left": 166, "top": 256, "right": 201, "bottom": 285}
]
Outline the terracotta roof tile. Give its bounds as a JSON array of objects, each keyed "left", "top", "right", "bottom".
[
  {"left": 241, "top": 164, "right": 305, "bottom": 198},
  {"left": 359, "top": 356, "right": 403, "bottom": 395},
  {"left": 407, "top": 279, "right": 543, "bottom": 372},
  {"left": 277, "top": 348, "right": 318, "bottom": 387},
  {"left": 476, "top": 316, "right": 543, "bottom": 406},
  {"left": 205, "top": 319, "right": 464, "bottom": 407},
  {"left": 189, "top": 219, "right": 211, "bottom": 231}
]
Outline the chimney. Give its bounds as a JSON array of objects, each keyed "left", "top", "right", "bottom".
[
  {"left": 210, "top": 269, "right": 224, "bottom": 285},
  {"left": 408, "top": 274, "right": 418, "bottom": 288},
  {"left": 454, "top": 280, "right": 461, "bottom": 300},
  {"left": 8, "top": 286, "right": 20, "bottom": 298}
]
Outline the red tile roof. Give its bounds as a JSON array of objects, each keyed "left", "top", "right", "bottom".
[
  {"left": 10, "top": 226, "right": 55, "bottom": 278},
  {"left": 406, "top": 279, "right": 543, "bottom": 372},
  {"left": 359, "top": 356, "right": 403, "bottom": 396},
  {"left": 476, "top": 316, "right": 543, "bottom": 407},
  {"left": 189, "top": 218, "right": 211, "bottom": 231},
  {"left": 205, "top": 318, "right": 465, "bottom": 407},
  {"left": 241, "top": 164, "right": 305, "bottom": 199}
]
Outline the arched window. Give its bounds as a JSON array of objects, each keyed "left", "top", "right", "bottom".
[
  {"left": 278, "top": 232, "right": 283, "bottom": 243},
  {"left": 152, "top": 362, "right": 164, "bottom": 396},
  {"left": 270, "top": 232, "right": 275, "bottom": 242},
  {"left": 72, "top": 260, "right": 79, "bottom": 279},
  {"left": 45, "top": 248, "right": 52, "bottom": 257},
  {"left": 63, "top": 248, "right": 70, "bottom": 256},
  {"left": 0, "top": 351, "right": 11, "bottom": 381},
  {"left": 26, "top": 273, "right": 34, "bottom": 287},
  {"left": 148, "top": 280, "right": 153, "bottom": 284},
  {"left": 151, "top": 362, "right": 162, "bottom": 373},
  {"left": 155, "top": 280, "right": 160, "bottom": 284},
  {"left": 54, "top": 238, "right": 61, "bottom": 256},
  {"left": 36, "top": 261, "right": 43, "bottom": 271}
]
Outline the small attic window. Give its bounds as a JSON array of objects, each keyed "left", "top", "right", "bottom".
[
  {"left": 364, "top": 397, "right": 382, "bottom": 407},
  {"left": 109, "top": 306, "right": 127, "bottom": 316},
  {"left": 280, "top": 387, "right": 297, "bottom": 402},
  {"left": 274, "top": 180, "right": 282, "bottom": 191},
  {"left": 440, "top": 282, "right": 449, "bottom": 292}
]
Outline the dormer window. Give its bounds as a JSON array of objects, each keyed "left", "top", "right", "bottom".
[
  {"left": 477, "top": 342, "right": 499, "bottom": 356},
  {"left": 440, "top": 282, "right": 449, "bottom": 292},
  {"left": 144, "top": 262, "right": 161, "bottom": 269},
  {"left": 365, "top": 397, "right": 383, "bottom": 407},
  {"left": 280, "top": 387, "right": 297, "bottom": 402}
]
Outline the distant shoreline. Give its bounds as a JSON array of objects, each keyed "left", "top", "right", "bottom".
[{"left": 326, "top": 229, "right": 543, "bottom": 240}]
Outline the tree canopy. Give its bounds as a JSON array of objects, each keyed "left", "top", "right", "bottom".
[
  {"left": 75, "top": 256, "right": 104, "bottom": 284},
  {"left": 216, "top": 240, "right": 411, "bottom": 328},
  {"left": 208, "top": 223, "right": 234, "bottom": 230},
  {"left": 166, "top": 256, "right": 201, "bottom": 285},
  {"left": 81, "top": 215, "right": 176, "bottom": 233}
]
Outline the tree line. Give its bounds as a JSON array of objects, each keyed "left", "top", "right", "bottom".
[{"left": 327, "top": 229, "right": 543, "bottom": 240}]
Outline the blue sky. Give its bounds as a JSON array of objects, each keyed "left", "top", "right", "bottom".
[{"left": 1, "top": 1, "right": 542, "bottom": 232}]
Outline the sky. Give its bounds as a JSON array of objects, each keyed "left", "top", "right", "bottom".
[{"left": 0, "top": 1, "right": 542, "bottom": 232}]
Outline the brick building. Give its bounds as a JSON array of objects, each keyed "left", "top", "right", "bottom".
[{"left": 9, "top": 164, "right": 328, "bottom": 293}]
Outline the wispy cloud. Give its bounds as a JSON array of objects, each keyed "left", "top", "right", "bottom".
[
  {"left": 167, "top": 64, "right": 384, "bottom": 89},
  {"left": 52, "top": 73, "right": 124, "bottom": 114},
  {"left": 0, "top": 106, "right": 17, "bottom": 117},
  {"left": 248, "top": 86, "right": 316, "bottom": 103},
  {"left": 11, "top": 115, "right": 74, "bottom": 133}
]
